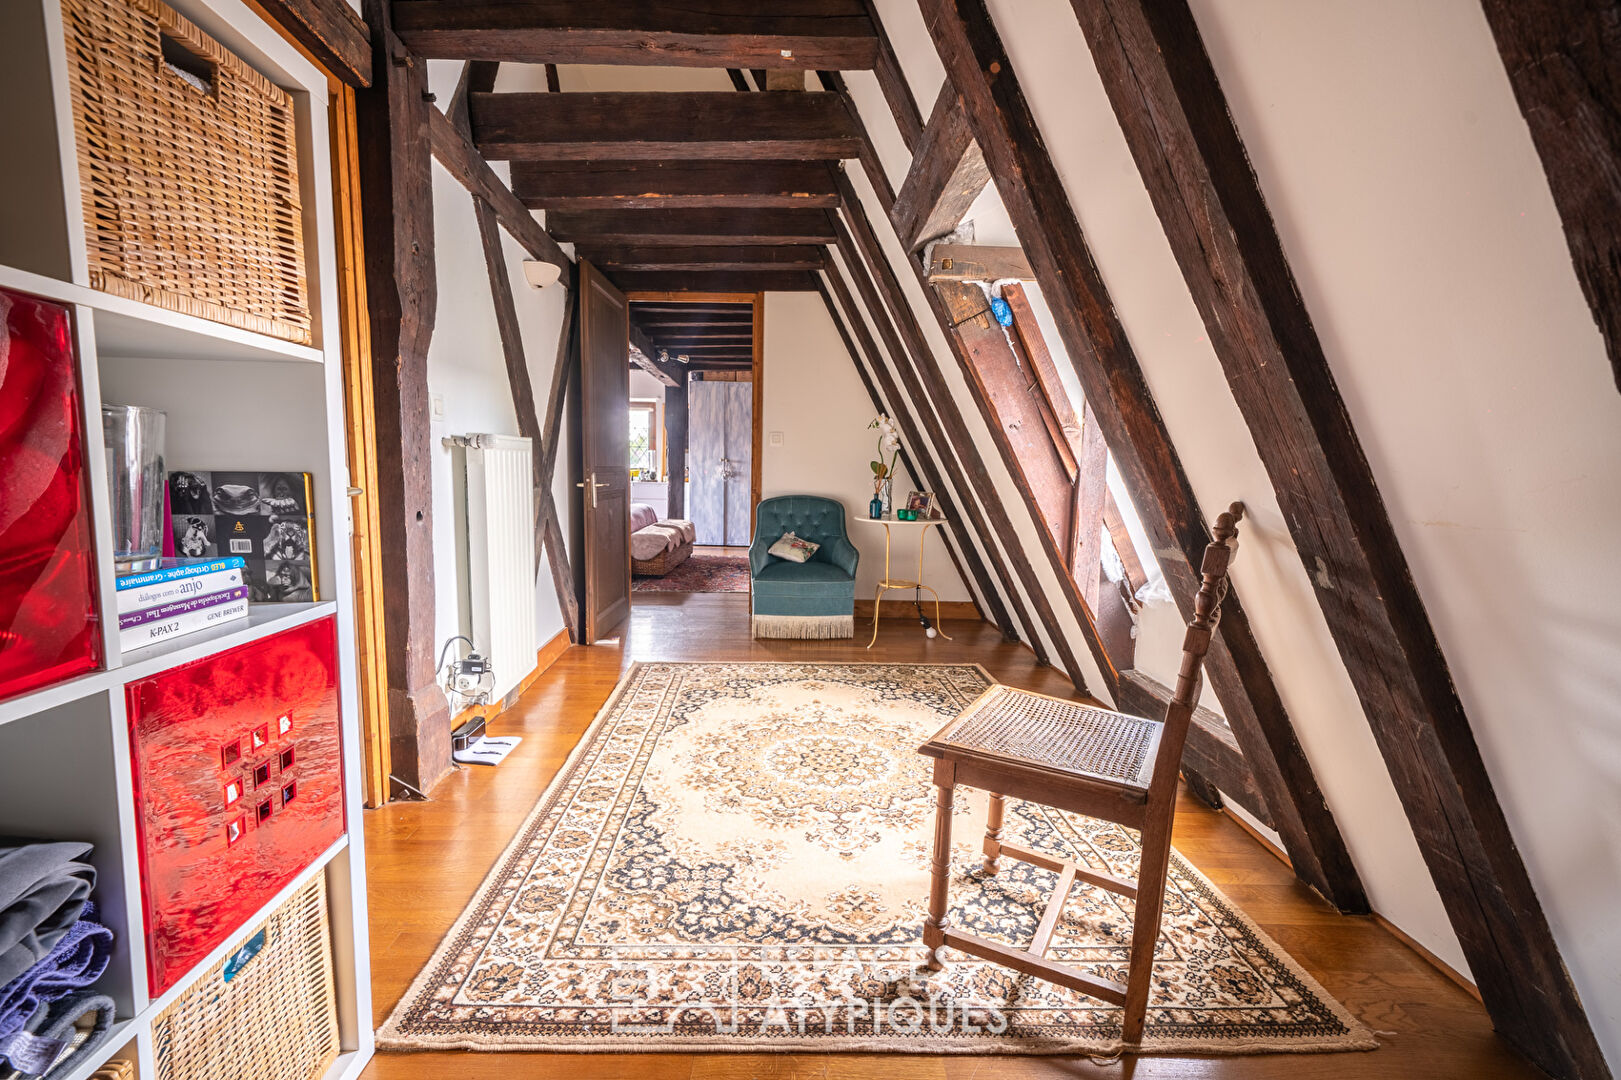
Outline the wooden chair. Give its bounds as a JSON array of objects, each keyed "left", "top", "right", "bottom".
[{"left": 918, "top": 503, "right": 1244, "bottom": 1046}]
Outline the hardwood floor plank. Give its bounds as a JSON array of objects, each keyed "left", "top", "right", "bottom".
[{"left": 360, "top": 593, "right": 1537, "bottom": 1080}]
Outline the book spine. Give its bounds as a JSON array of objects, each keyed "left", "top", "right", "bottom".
[
  {"left": 119, "top": 587, "right": 250, "bottom": 630},
  {"left": 304, "top": 473, "right": 320, "bottom": 602},
  {"left": 120, "top": 597, "right": 250, "bottom": 651},
  {"left": 115, "top": 567, "right": 246, "bottom": 616},
  {"left": 115, "top": 557, "right": 246, "bottom": 591}
]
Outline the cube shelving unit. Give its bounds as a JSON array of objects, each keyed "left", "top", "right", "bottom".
[{"left": 0, "top": 0, "right": 374, "bottom": 1076}]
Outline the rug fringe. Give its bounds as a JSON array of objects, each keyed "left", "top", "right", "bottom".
[{"left": 751, "top": 614, "right": 855, "bottom": 639}]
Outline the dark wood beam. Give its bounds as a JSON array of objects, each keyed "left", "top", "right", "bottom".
[
  {"left": 871, "top": 10, "right": 924, "bottom": 152},
  {"left": 548, "top": 209, "right": 835, "bottom": 247},
  {"left": 927, "top": 243, "right": 1033, "bottom": 281},
  {"left": 426, "top": 102, "right": 570, "bottom": 271},
  {"left": 835, "top": 201, "right": 1089, "bottom": 691},
  {"left": 891, "top": 83, "right": 990, "bottom": 251},
  {"left": 862, "top": 16, "right": 1370, "bottom": 913},
  {"left": 1073, "top": 1, "right": 1604, "bottom": 1063},
  {"left": 255, "top": 0, "right": 372, "bottom": 86},
  {"left": 354, "top": 16, "right": 448, "bottom": 792},
  {"left": 446, "top": 59, "right": 499, "bottom": 134},
  {"left": 819, "top": 270, "right": 1011, "bottom": 638},
  {"left": 470, "top": 91, "right": 860, "bottom": 161},
  {"left": 511, "top": 161, "right": 840, "bottom": 211},
  {"left": 1481, "top": 0, "right": 1621, "bottom": 394},
  {"left": 605, "top": 270, "right": 820, "bottom": 293},
  {"left": 390, "top": 1, "right": 879, "bottom": 70},
  {"left": 644, "top": 331, "right": 754, "bottom": 343},
  {"left": 538, "top": 293, "right": 581, "bottom": 642},
  {"left": 665, "top": 380, "right": 687, "bottom": 517},
  {"left": 576, "top": 245, "right": 826, "bottom": 272}
]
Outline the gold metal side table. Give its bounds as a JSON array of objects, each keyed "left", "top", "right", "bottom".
[{"left": 852, "top": 516, "right": 954, "bottom": 647}]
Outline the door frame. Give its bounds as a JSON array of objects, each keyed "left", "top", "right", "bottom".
[
  {"left": 624, "top": 291, "right": 763, "bottom": 542},
  {"left": 580, "top": 260, "right": 633, "bottom": 642}
]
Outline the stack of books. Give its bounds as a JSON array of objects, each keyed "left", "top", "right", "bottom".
[{"left": 117, "top": 557, "right": 250, "bottom": 652}]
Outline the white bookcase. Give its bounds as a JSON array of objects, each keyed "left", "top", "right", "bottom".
[{"left": 0, "top": 0, "right": 374, "bottom": 1076}]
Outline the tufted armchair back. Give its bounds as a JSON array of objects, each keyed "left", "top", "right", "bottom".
[{"left": 749, "top": 496, "right": 859, "bottom": 578}]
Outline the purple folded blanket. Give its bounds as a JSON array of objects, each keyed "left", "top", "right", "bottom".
[{"left": 0, "top": 907, "right": 112, "bottom": 1044}]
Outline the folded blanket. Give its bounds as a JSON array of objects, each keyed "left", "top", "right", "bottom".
[
  {"left": 0, "top": 845, "right": 94, "bottom": 989},
  {"left": 0, "top": 909, "right": 112, "bottom": 1045},
  {"left": 630, "top": 523, "right": 685, "bottom": 562},
  {"left": 665, "top": 519, "right": 696, "bottom": 545},
  {"left": 0, "top": 992, "right": 115, "bottom": 1079}
]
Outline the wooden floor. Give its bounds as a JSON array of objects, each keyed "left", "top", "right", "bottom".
[{"left": 361, "top": 593, "right": 1539, "bottom": 1079}]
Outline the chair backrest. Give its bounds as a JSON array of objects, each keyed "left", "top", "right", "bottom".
[
  {"left": 754, "top": 495, "right": 848, "bottom": 556},
  {"left": 1145, "top": 502, "right": 1244, "bottom": 796}
]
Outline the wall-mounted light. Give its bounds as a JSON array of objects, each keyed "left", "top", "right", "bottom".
[{"left": 523, "top": 260, "right": 562, "bottom": 289}]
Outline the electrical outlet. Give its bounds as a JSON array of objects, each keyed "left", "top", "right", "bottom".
[
  {"left": 431, "top": 393, "right": 445, "bottom": 419},
  {"left": 769, "top": 431, "right": 785, "bottom": 447}
]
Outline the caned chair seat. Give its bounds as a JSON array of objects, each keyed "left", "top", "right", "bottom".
[
  {"left": 932, "top": 685, "right": 1164, "bottom": 792},
  {"left": 916, "top": 502, "right": 1247, "bottom": 1049}
]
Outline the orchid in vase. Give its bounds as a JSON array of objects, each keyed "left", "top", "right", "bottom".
[{"left": 869, "top": 414, "right": 900, "bottom": 517}]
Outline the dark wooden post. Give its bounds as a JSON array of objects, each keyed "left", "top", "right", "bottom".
[
  {"left": 354, "top": 9, "right": 449, "bottom": 793},
  {"left": 664, "top": 376, "right": 688, "bottom": 518}
]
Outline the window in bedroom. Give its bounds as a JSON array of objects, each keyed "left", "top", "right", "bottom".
[{"left": 629, "top": 400, "right": 659, "bottom": 478}]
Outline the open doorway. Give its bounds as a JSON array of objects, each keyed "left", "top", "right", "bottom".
[{"left": 625, "top": 293, "right": 762, "bottom": 595}]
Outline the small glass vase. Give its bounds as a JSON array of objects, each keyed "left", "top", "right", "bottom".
[
  {"left": 101, "top": 404, "right": 167, "bottom": 573},
  {"left": 879, "top": 477, "right": 893, "bottom": 518}
]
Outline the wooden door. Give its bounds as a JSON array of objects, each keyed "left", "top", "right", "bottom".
[
  {"left": 723, "top": 381, "right": 753, "bottom": 545},
  {"left": 577, "top": 261, "right": 631, "bottom": 641},
  {"left": 688, "top": 379, "right": 726, "bottom": 545}
]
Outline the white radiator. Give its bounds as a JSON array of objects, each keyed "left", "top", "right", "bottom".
[{"left": 462, "top": 433, "right": 538, "bottom": 704}]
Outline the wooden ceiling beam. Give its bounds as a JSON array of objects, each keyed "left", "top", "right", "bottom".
[
  {"left": 891, "top": 82, "right": 990, "bottom": 251},
  {"left": 606, "top": 270, "right": 820, "bottom": 293},
  {"left": 258, "top": 0, "right": 372, "bottom": 86},
  {"left": 390, "top": 1, "right": 879, "bottom": 69},
  {"left": 511, "top": 161, "right": 840, "bottom": 211},
  {"left": 927, "top": 243, "right": 1033, "bottom": 282},
  {"left": 575, "top": 245, "right": 826, "bottom": 272},
  {"left": 470, "top": 91, "right": 860, "bottom": 161},
  {"left": 1069, "top": 0, "right": 1607, "bottom": 1068},
  {"left": 549, "top": 209, "right": 836, "bottom": 247}
]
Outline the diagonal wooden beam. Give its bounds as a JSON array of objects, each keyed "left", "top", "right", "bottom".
[
  {"left": 548, "top": 209, "right": 836, "bottom": 247},
  {"left": 834, "top": 197, "right": 1087, "bottom": 692},
  {"left": 471, "top": 193, "right": 580, "bottom": 639},
  {"left": 1481, "top": 0, "right": 1621, "bottom": 395},
  {"left": 859, "top": 7, "right": 1368, "bottom": 913},
  {"left": 891, "top": 83, "right": 990, "bottom": 251},
  {"left": 390, "top": 1, "right": 879, "bottom": 70},
  {"left": 354, "top": 16, "right": 449, "bottom": 792},
  {"left": 1071, "top": 0, "right": 1606, "bottom": 1066},
  {"left": 511, "top": 161, "right": 841, "bottom": 211},
  {"left": 820, "top": 269, "right": 1012, "bottom": 639},
  {"left": 427, "top": 100, "right": 569, "bottom": 271},
  {"left": 257, "top": 0, "right": 372, "bottom": 86},
  {"left": 470, "top": 91, "right": 861, "bottom": 161},
  {"left": 872, "top": 6, "right": 925, "bottom": 152}
]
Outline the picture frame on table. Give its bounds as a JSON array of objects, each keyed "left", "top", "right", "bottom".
[{"left": 906, "top": 490, "right": 939, "bottom": 518}]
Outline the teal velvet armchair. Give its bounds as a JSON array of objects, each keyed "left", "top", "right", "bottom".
[{"left": 749, "top": 496, "right": 860, "bottom": 638}]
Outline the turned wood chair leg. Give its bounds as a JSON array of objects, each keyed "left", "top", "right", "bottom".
[
  {"left": 923, "top": 781, "right": 954, "bottom": 971},
  {"left": 1121, "top": 816, "right": 1174, "bottom": 1044},
  {"left": 981, "top": 792, "right": 1005, "bottom": 875}
]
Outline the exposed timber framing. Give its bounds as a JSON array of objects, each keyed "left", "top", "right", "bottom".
[
  {"left": 874, "top": 3, "right": 1368, "bottom": 912},
  {"left": 578, "top": 245, "right": 827, "bottom": 272},
  {"left": 1070, "top": 0, "right": 1608, "bottom": 1069},
  {"left": 1481, "top": 0, "right": 1621, "bottom": 395},
  {"left": 548, "top": 209, "right": 836, "bottom": 247},
  {"left": 926, "top": 243, "right": 1033, "bottom": 282},
  {"left": 471, "top": 193, "right": 581, "bottom": 640},
  {"left": 390, "top": 1, "right": 880, "bottom": 70},
  {"left": 665, "top": 379, "right": 688, "bottom": 518},
  {"left": 818, "top": 271, "right": 1006, "bottom": 636},
  {"left": 470, "top": 91, "right": 861, "bottom": 161},
  {"left": 602, "top": 271, "right": 821, "bottom": 293},
  {"left": 834, "top": 192, "right": 1088, "bottom": 692},
  {"left": 254, "top": 0, "right": 372, "bottom": 86},
  {"left": 891, "top": 84, "right": 990, "bottom": 251},
  {"left": 872, "top": 7, "right": 925, "bottom": 152},
  {"left": 511, "top": 161, "right": 840, "bottom": 211},
  {"left": 354, "top": 12, "right": 449, "bottom": 793}
]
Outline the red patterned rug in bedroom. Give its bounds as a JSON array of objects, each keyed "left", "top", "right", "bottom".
[{"left": 632, "top": 552, "right": 750, "bottom": 593}]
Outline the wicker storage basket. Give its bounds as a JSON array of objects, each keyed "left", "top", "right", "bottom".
[
  {"left": 149, "top": 875, "right": 339, "bottom": 1080},
  {"left": 60, "top": 0, "right": 311, "bottom": 344}
]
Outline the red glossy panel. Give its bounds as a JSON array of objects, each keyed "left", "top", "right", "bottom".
[
  {"left": 126, "top": 616, "right": 344, "bottom": 994},
  {"left": 0, "top": 288, "right": 102, "bottom": 701}
]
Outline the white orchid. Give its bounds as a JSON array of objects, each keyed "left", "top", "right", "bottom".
[{"left": 868, "top": 415, "right": 902, "bottom": 491}]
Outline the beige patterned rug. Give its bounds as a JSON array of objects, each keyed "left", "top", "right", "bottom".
[{"left": 379, "top": 662, "right": 1375, "bottom": 1056}]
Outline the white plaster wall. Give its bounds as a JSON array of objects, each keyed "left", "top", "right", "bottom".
[
  {"left": 1188, "top": 0, "right": 1621, "bottom": 1057},
  {"left": 761, "top": 292, "right": 968, "bottom": 602},
  {"left": 424, "top": 62, "right": 574, "bottom": 673}
]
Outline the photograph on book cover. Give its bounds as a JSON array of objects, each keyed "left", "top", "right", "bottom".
[{"left": 166, "top": 471, "right": 318, "bottom": 602}]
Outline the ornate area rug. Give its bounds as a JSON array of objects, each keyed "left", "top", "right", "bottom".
[
  {"left": 632, "top": 553, "right": 750, "bottom": 593},
  {"left": 379, "top": 663, "right": 1374, "bottom": 1056}
]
